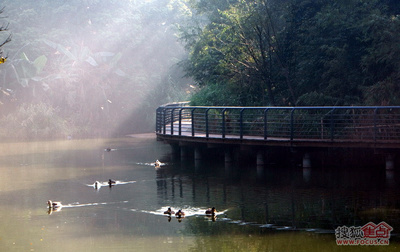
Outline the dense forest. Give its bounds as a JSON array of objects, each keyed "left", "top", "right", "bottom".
[
  {"left": 0, "top": 0, "right": 399, "bottom": 139},
  {"left": 184, "top": 0, "right": 400, "bottom": 107}
]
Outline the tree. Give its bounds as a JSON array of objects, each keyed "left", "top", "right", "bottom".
[
  {"left": 182, "top": 0, "right": 400, "bottom": 106},
  {"left": 0, "top": 7, "right": 11, "bottom": 60},
  {"left": 0, "top": 6, "right": 12, "bottom": 115}
]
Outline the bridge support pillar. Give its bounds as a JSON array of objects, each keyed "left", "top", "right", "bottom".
[
  {"left": 303, "top": 167, "right": 311, "bottom": 183},
  {"left": 256, "top": 150, "right": 266, "bottom": 179},
  {"left": 302, "top": 153, "right": 311, "bottom": 168},
  {"left": 256, "top": 151, "right": 265, "bottom": 166},
  {"left": 170, "top": 144, "right": 180, "bottom": 160},
  {"left": 224, "top": 149, "right": 236, "bottom": 176},
  {"left": 386, "top": 170, "right": 395, "bottom": 187},
  {"left": 225, "top": 149, "right": 233, "bottom": 163},
  {"left": 194, "top": 147, "right": 203, "bottom": 171},
  {"left": 180, "top": 146, "right": 190, "bottom": 160},
  {"left": 194, "top": 147, "right": 202, "bottom": 160},
  {"left": 385, "top": 154, "right": 394, "bottom": 170}
]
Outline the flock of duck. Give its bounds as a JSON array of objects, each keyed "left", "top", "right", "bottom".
[
  {"left": 46, "top": 178, "right": 118, "bottom": 213},
  {"left": 46, "top": 155, "right": 217, "bottom": 220},
  {"left": 164, "top": 207, "right": 217, "bottom": 221},
  {"left": 163, "top": 207, "right": 217, "bottom": 218}
]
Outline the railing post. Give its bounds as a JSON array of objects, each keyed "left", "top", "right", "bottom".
[
  {"left": 162, "top": 108, "right": 166, "bottom": 134},
  {"left": 290, "top": 108, "right": 295, "bottom": 141},
  {"left": 205, "top": 108, "right": 211, "bottom": 138},
  {"left": 263, "top": 108, "right": 269, "bottom": 140},
  {"left": 330, "top": 109, "right": 335, "bottom": 141},
  {"left": 191, "top": 108, "right": 196, "bottom": 137},
  {"left": 374, "top": 107, "right": 378, "bottom": 142},
  {"left": 179, "top": 108, "right": 183, "bottom": 136},
  {"left": 170, "top": 108, "right": 175, "bottom": 135},
  {"left": 155, "top": 108, "right": 160, "bottom": 133},
  {"left": 240, "top": 108, "right": 245, "bottom": 139},
  {"left": 222, "top": 108, "right": 227, "bottom": 139}
]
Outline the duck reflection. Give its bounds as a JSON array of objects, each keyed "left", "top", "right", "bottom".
[
  {"left": 206, "top": 215, "right": 217, "bottom": 222},
  {"left": 47, "top": 207, "right": 62, "bottom": 215}
]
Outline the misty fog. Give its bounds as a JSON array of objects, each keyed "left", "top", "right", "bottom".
[{"left": 0, "top": 0, "right": 192, "bottom": 139}]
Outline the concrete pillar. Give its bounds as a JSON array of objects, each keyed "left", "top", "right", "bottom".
[
  {"left": 257, "top": 165, "right": 265, "bottom": 179},
  {"left": 386, "top": 170, "right": 395, "bottom": 187},
  {"left": 386, "top": 154, "right": 394, "bottom": 170},
  {"left": 194, "top": 147, "right": 202, "bottom": 160},
  {"left": 302, "top": 152, "right": 311, "bottom": 168},
  {"left": 256, "top": 151, "right": 265, "bottom": 166},
  {"left": 180, "top": 146, "right": 189, "bottom": 161},
  {"left": 170, "top": 144, "right": 180, "bottom": 161},
  {"left": 194, "top": 147, "right": 202, "bottom": 171},
  {"left": 224, "top": 149, "right": 233, "bottom": 163},
  {"left": 195, "top": 159, "right": 201, "bottom": 171},
  {"left": 224, "top": 149, "right": 234, "bottom": 175},
  {"left": 303, "top": 167, "right": 311, "bottom": 183},
  {"left": 224, "top": 162, "right": 232, "bottom": 176}
]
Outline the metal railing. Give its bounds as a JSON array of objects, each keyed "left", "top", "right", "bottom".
[{"left": 156, "top": 104, "right": 400, "bottom": 143}]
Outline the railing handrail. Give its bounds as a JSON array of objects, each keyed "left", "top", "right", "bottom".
[
  {"left": 156, "top": 104, "right": 400, "bottom": 145},
  {"left": 159, "top": 104, "right": 400, "bottom": 110}
]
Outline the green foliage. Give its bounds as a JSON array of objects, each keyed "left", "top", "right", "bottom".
[
  {"left": 190, "top": 83, "right": 241, "bottom": 106},
  {"left": 181, "top": 0, "right": 400, "bottom": 106}
]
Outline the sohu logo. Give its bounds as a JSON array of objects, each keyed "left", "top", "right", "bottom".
[{"left": 335, "top": 221, "right": 393, "bottom": 246}]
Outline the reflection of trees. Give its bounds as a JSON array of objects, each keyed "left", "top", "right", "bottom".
[{"left": 155, "top": 162, "right": 400, "bottom": 233}]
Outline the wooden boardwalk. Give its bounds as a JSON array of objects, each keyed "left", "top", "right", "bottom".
[
  {"left": 157, "top": 121, "right": 400, "bottom": 149},
  {"left": 156, "top": 105, "right": 400, "bottom": 149},
  {"left": 155, "top": 105, "right": 400, "bottom": 169}
]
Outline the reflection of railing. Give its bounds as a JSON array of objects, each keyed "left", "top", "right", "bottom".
[{"left": 156, "top": 104, "right": 400, "bottom": 143}]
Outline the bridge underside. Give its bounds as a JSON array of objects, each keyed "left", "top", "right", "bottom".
[
  {"left": 156, "top": 133, "right": 398, "bottom": 170},
  {"left": 156, "top": 133, "right": 400, "bottom": 149}
]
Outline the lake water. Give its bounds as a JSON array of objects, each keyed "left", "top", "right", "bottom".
[{"left": 0, "top": 134, "right": 399, "bottom": 251}]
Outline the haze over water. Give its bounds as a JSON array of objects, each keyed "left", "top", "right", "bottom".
[{"left": 0, "top": 134, "right": 399, "bottom": 251}]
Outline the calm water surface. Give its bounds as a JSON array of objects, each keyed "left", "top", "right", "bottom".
[{"left": 0, "top": 134, "right": 399, "bottom": 251}]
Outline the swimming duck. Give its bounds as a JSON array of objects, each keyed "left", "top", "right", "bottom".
[
  {"left": 47, "top": 200, "right": 62, "bottom": 209},
  {"left": 205, "top": 207, "right": 216, "bottom": 215},
  {"left": 154, "top": 160, "right": 161, "bottom": 167},
  {"left": 94, "top": 181, "right": 101, "bottom": 189},
  {"left": 105, "top": 148, "right": 112, "bottom": 152},
  {"left": 164, "top": 207, "right": 175, "bottom": 215},
  {"left": 108, "top": 179, "right": 116, "bottom": 186},
  {"left": 175, "top": 209, "right": 185, "bottom": 218}
]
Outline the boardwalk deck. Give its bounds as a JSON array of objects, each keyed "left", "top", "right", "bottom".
[
  {"left": 156, "top": 105, "right": 400, "bottom": 149},
  {"left": 158, "top": 122, "right": 400, "bottom": 149}
]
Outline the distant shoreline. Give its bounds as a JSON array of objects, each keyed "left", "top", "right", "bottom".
[{"left": 126, "top": 133, "right": 155, "bottom": 139}]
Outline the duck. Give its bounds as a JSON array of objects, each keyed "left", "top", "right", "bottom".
[
  {"left": 175, "top": 209, "right": 185, "bottom": 218},
  {"left": 94, "top": 181, "right": 101, "bottom": 189},
  {"left": 154, "top": 160, "right": 162, "bottom": 167},
  {"left": 205, "top": 207, "right": 216, "bottom": 215},
  {"left": 164, "top": 207, "right": 175, "bottom": 215},
  {"left": 105, "top": 148, "right": 112, "bottom": 152},
  {"left": 108, "top": 179, "right": 116, "bottom": 186},
  {"left": 47, "top": 200, "right": 62, "bottom": 209}
]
